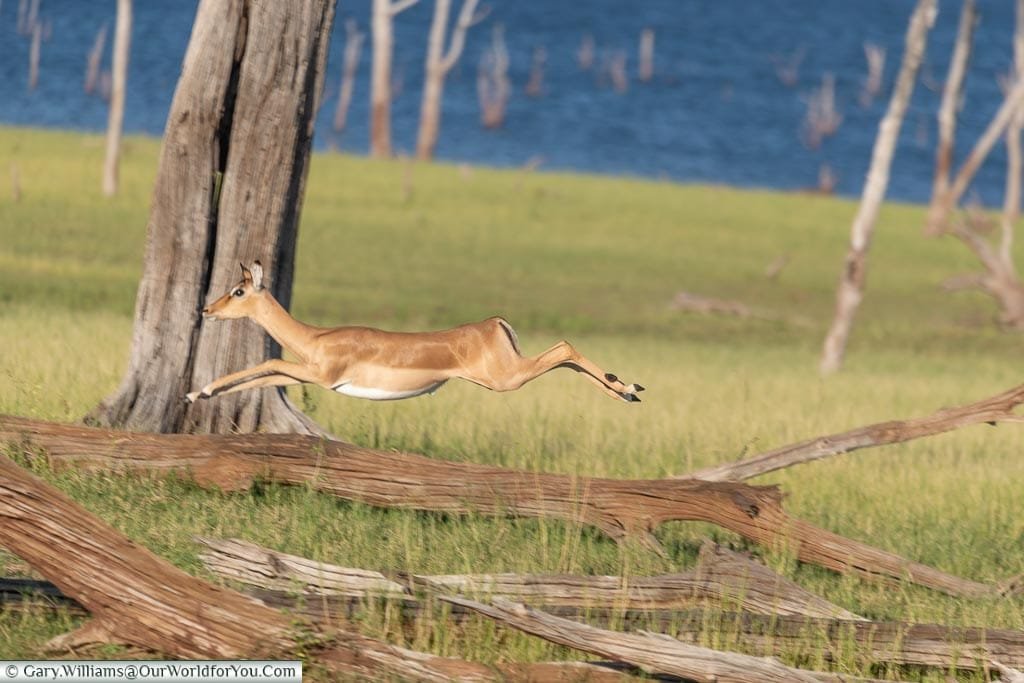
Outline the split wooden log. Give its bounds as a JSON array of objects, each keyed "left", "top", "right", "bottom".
[
  {"left": 0, "top": 415, "right": 1005, "bottom": 599},
  {"left": 444, "top": 597, "right": 884, "bottom": 683},
  {"left": 684, "top": 381, "right": 1024, "bottom": 482},
  {"left": 198, "top": 537, "right": 862, "bottom": 619}
]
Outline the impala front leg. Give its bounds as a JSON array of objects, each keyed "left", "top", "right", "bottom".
[{"left": 185, "top": 360, "right": 322, "bottom": 403}]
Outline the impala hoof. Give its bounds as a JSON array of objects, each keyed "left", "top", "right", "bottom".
[
  {"left": 624, "top": 392, "right": 641, "bottom": 403},
  {"left": 185, "top": 392, "right": 200, "bottom": 404},
  {"left": 631, "top": 384, "right": 646, "bottom": 393}
]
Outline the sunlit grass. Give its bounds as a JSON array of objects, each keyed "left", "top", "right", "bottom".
[{"left": 1, "top": 126, "right": 1023, "bottom": 680}]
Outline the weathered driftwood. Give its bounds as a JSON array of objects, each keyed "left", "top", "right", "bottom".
[
  {"left": 198, "top": 537, "right": 861, "bottom": 619},
  {"left": 444, "top": 597, "right": 884, "bottom": 683},
  {"left": 0, "top": 415, "right": 1003, "bottom": 599},
  {"left": 685, "top": 381, "right": 1024, "bottom": 482},
  {"left": 200, "top": 537, "right": 1024, "bottom": 672},
  {"left": 0, "top": 453, "right": 647, "bottom": 681}
]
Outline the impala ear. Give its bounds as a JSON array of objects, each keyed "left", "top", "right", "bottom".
[
  {"left": 250, "top": 261, "right": 264, "bottom": 290},
  {"left": 239, "top": 262, "right": 252, "bottom": 282}
]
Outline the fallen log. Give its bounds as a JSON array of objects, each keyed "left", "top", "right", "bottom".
[
  {"left": 444, "top": 597, "right": 883, "bottom": 683},
  {"left": 0, "top": 415, "right": 1003, "bottom": 598},
  {"left": 685, "top": 381, "right": 1024, "bottom": 482},
  {"left": 198, "top": 536, "right": 861, "bottom": 619},
  {"left": 200, "top": 538, "right": 1024, "bottom": 672},
  {"left": 0, "top": 452, "right": 645, "bottom": 681}
]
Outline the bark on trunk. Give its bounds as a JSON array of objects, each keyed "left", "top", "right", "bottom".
[
  {"left": 101, "top": 0, "right": 130, "bottom": 197},
  {"left": 89, "top": 0, "right": 335, "bottom": 437},
  {"left": 1, "top": 415, "right": 1008, "bottom": 599},
  {"left": 685, "top": 381, "right": 1024, "bottom": 482},
  {"left": 445, "top": 597, "right": 884, "bottom": 683},
  {"left": 0, "top": 454, "right": 300, "bottom": 657},
  {"left": 415, "top": 0, "right": 481, "bottom": 160},
  {"left": 819, "top": 0, "right": 935, "bottom": 375},
  {"left": 198, "top": 537, "right": 861, "bottom": 619},
  {"left": 0, "top": 454, "right": 636, "bottom": 681},
  {"left": 926, "top": 0, "right": 977, "bottom": 235}
]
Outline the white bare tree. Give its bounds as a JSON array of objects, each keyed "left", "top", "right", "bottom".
[
  {"left": 370, "top": 0, "right": 418, "bottom": 158},
  {"left": 102, "top": 0, "right": 131, "bottom": 197}
]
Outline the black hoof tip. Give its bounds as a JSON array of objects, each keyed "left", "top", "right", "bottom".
[
  {"left": 626, "top": 393, "right": 641, "bottom": 403},
  {"left": 605, "top": 373, "right": 619, "bottom": 383},
  {"left": 635, "top": 384, "right": 646, "bottom": 392}
]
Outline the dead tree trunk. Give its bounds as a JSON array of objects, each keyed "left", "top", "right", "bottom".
[
  {"left": 370, "top": 0, "right": 418, "bottom": 158},
  {"left": 858, "top": 42, "right": 885, "bottom": 108},
  {"left": 445, "top": 597, "right": 884, "bottom": 683},
  {"left": 524, "top": 45, "right": 545, "bottom": 98},
  {"left": 415, "top": 0, "right": 483, "bottom": 161},
  {"left": 819, "top": 0, "right": 936, "bottom": 375},
  {"left": 637, "top": 28, "right": 654, "bottom": 82},
  {"left": 477, "top": 23, "right": 509, "bottom": 128},
  {"left": 945, "top": 0, "right": 1024, "bottom": 329},
  {"left": 332, "top": 18, "right": 364, "bottom": 136},
  {"left": 1, "top": 415, "right": 1009, "bottom": 599},
  {"left": 685, "top": 381, "right": 1024, "bottom": 482},
  {"left": 199, "top": 537, "right": 861, "bottom": 619},
  {"left": 926, "top": 0, "right": 977, "bottom": 236},
  {"left": 84, "top": 22, "right": 108, "bottom": 94},
  {"left": 0, "top": 454, "right": 300, "bottom": 657},
  {"left": 89, "top": 0, "right": 336, "bottom": 436},
  {"left": 577, "top": 33, "right": 595, "bottom": 71},
  {"left": 0, "top": 454, "right": 634, "bottom": 681},
  {"left": 101, "top": 0, "right": 131, "bottom": 197},
  {"left": 27, "top": 19, "right": 41, "bottom": 90}
]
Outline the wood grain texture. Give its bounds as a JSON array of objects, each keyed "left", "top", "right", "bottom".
[{"left": 0, "top": 415, "right": 1005, "bottom": 598}]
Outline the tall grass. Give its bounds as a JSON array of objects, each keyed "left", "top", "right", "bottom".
[{"left": 0, "top": 126, "right": 1022, "bottom": 680}]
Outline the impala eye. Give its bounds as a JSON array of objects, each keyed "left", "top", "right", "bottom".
[{"left": 233, "top": 288, "right": 244, "bottom": 297}]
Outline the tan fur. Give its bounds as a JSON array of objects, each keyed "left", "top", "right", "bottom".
[{"left": 186, "top": 263, "right": 643, "bottom": 404}]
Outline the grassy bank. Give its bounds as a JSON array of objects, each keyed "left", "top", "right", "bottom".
[{"left": 1, "top": 126, "right": 1022, "bottom": 679}]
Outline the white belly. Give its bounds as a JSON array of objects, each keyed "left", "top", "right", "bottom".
[{"left": 333, "top": 381, "right": 446, "bottom": 401}]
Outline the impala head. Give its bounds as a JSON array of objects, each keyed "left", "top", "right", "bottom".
[{"left": 202, "top": 261, "right": 266, "bottom": 321}]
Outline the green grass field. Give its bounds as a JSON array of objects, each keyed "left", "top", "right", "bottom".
[{"left": 1, "top": 126, "right": 1023, "bottom": 680}]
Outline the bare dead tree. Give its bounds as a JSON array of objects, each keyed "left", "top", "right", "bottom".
[
  {"left": 577, "top": 32, "right": 595, "bottom": 71},
  {"left": 90, "top": 0, "right": 337, "bottom": 435},
  {"left": 819, "top": 0, "right": 936, "bottom": 375},
  {"left": 818, "top": 163, "right": 837, "bottom": 194},
  {"left": 24, "top": 0, "right": 38, "bottom": 35},
  {"left": 926, "top": 0, "right": 977, "bottom": 235},
  {"left": 84, "top": 23, "right": 108, "bottom": 94},
  {"left": 859, "top": 42, "right": 886, "bottom": 107},
  {"left": 525, "top": 45, "right": 545, "bottom": 98},
  {"left": 27, "top": 19, "right": 40, "bottom": 90},
  {"left": 16, "top": 0, "right": 27, "bottom": 34},
  {"left": 102, "top": 0, "right": 130, "bottom": 197},
  {"left": 638, "top": 28, "right": 654, "bottom": 82},
  {"left": 370, "top": 0, "right": 418, "bottom": 158},
  {"left": 606, "top": 49, "right": 628, "bottom": 93},
  {"left": 769, "top": 46, "right": 805, "bottom": 88},
  {"left": 802, "top": 73, "right": 842, "bottom": 149},
  {"left": 415, "top": 0, "right": 485, "bottom": 160},
  {"left": 332, "top": 19, "right": 364, "bottom": 135},
  {"left": 477, "top": 23, "right": 509, "bottom": 128}
]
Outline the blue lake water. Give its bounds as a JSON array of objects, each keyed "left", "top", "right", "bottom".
[{"left": 0, "top": 1, "right": 1018, "bottom": 204}]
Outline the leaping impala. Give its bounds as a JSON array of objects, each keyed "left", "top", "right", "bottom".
[{"left": 185, "top": 262, "right": 644, "bottom": 405}]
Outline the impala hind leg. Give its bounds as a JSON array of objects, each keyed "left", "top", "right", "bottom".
[
  {"left": 185, "top": 360, "right": 321, "bottom": 403},
  {"left": 471, "top": 338, "right": 643, "bottom": 402},
  {"left": 534, "top": 341, "right": 644, "bottom": 402}
]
